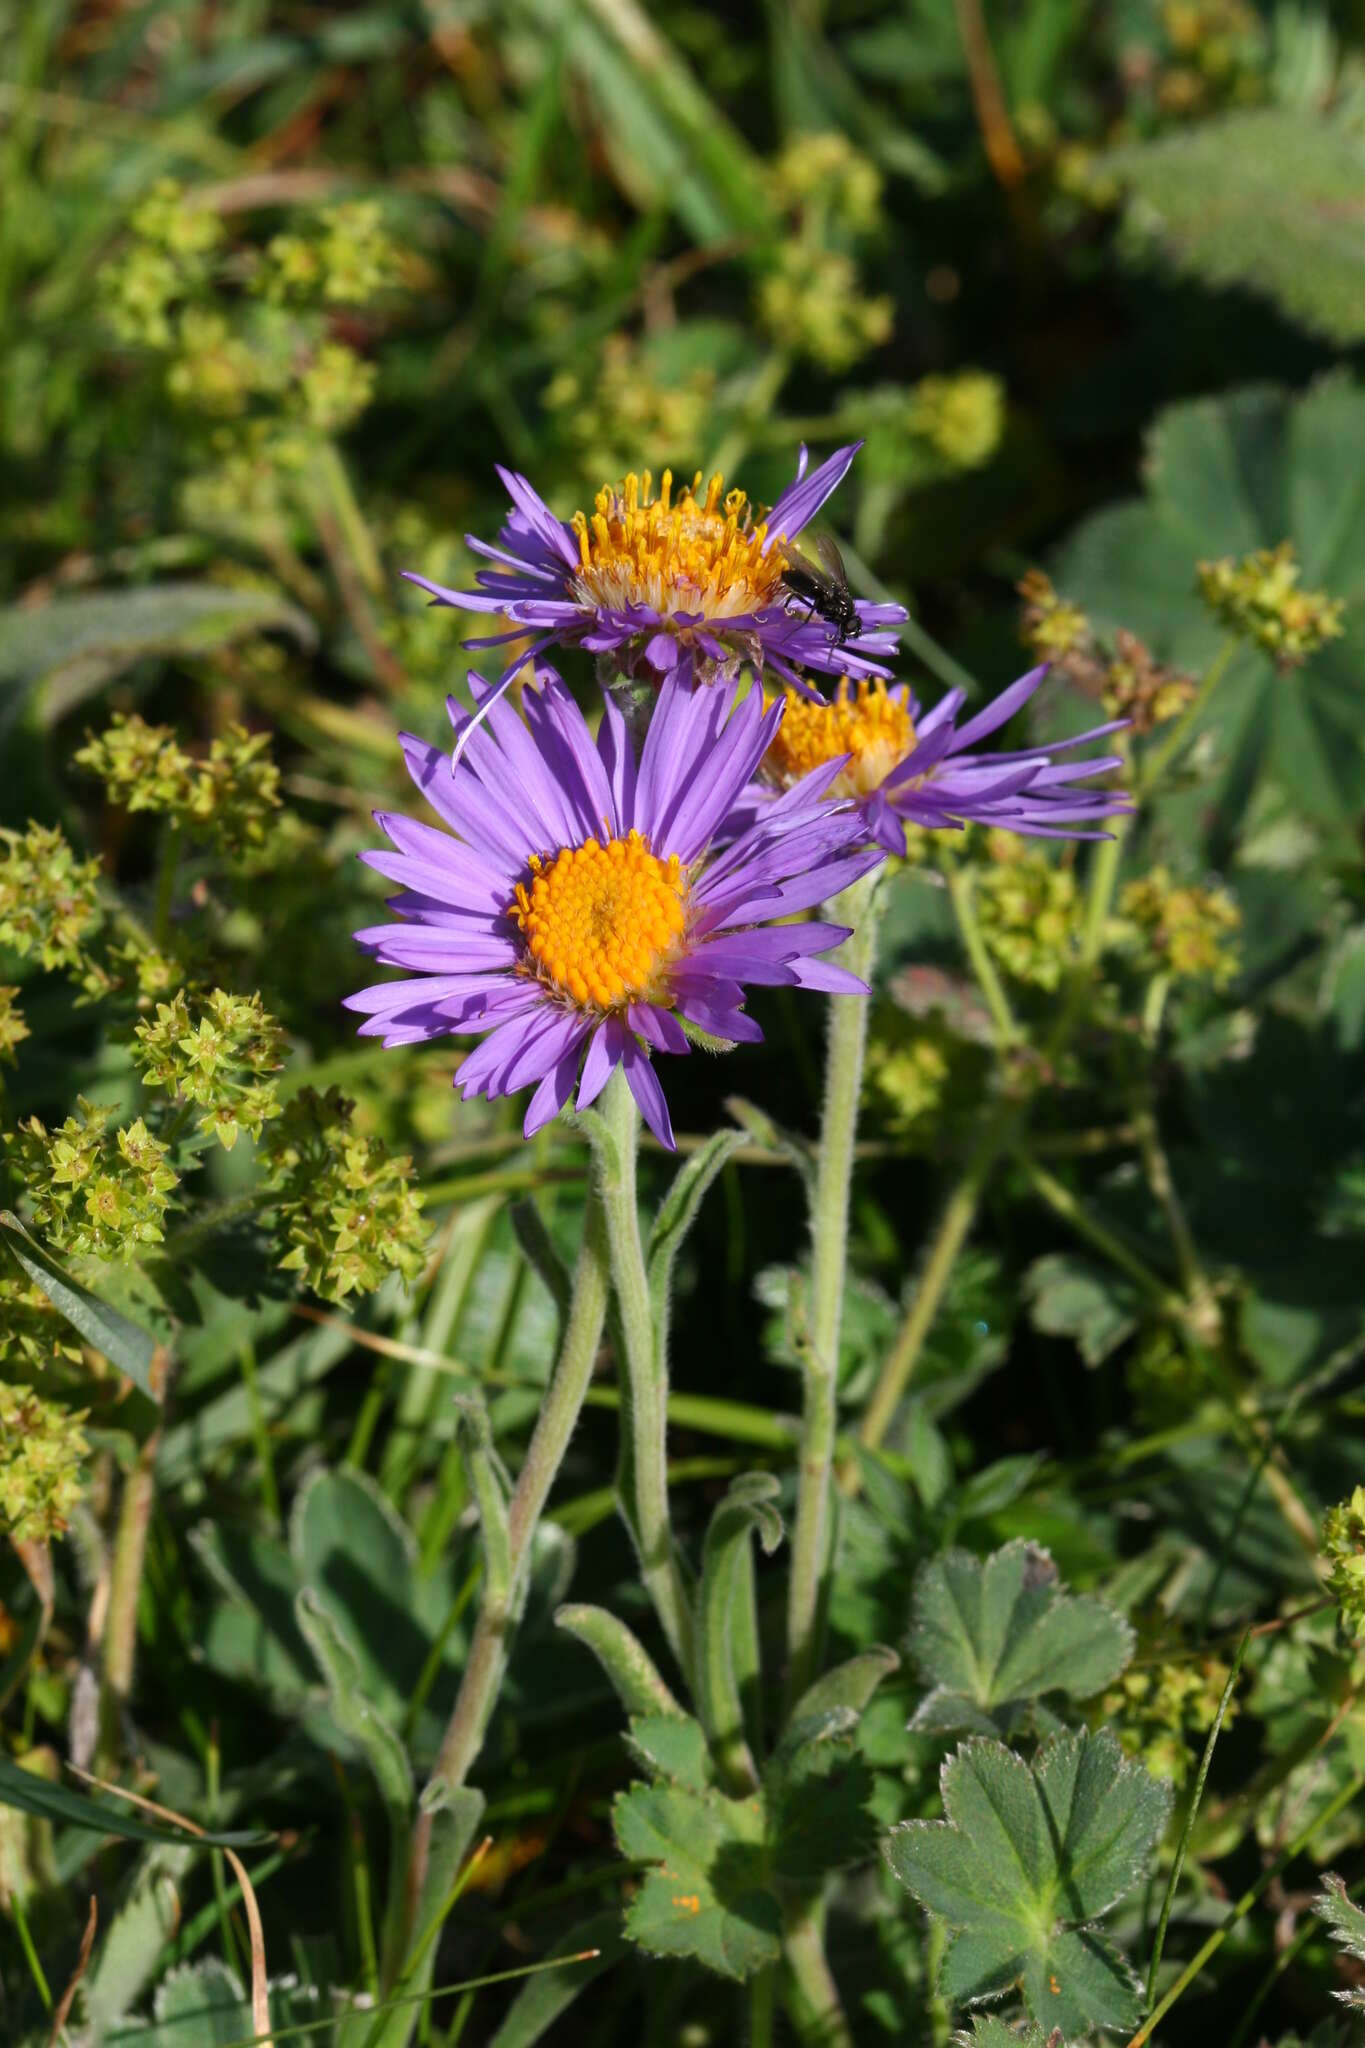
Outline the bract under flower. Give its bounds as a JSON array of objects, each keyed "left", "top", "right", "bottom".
[
  {"left": 403, "top": 444, "right": 906, "bottom": 762},
  {"left": 346, "top": 669, "right": 881, "bottom": 1148}
]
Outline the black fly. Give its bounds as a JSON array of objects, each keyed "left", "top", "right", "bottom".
[{"left": 779, "top": 530, "right": 863, "bottom": 647}]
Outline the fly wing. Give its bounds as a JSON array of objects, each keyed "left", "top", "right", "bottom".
[{"left": 809, "top": 529, "right": 851, "bottom": 591}]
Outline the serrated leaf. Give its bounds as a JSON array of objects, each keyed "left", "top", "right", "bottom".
[
  {"left": 0, "top": 1210, "right": 165, "bottom": 1403},
  {"left": 1317, "top": 1874, "right": 1365, "bottom": 2009},
  {"left": 612, "top": 1779, "right": 779, "bottom": 1980},
  {"left": 763, "top": 1717, "right": 879, "bottom": 1883},
  {"left": 1105, "top": 110, "right": 1365, "bottom": 346},
  {"left": 885, "top": 1728, "right": 1171, "bottom": 2034},
  {"left": 623, "top": 1714, "right": 714, "bottom": 1790},
  {"left": 956, "top": 2020, "right": 1060, "bottom": 2048},
  {"left": 909, "top": 1543, "right": 1134, "bottom": 1737},
  {"left": 146, "top": 1959, "right": 251, "bottom": 2045}
]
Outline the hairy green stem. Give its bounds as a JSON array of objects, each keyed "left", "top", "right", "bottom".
[
  {"left": 383, "top": 1177, "right": 610, "bottom": 2017},
  {"left": 942, "top": 850, "right": 1019, "bottom": 1046},
  {"left": 427, "top": 1182, "right": 610, "bottom": 1793},
  {"left": 96, "top": 1430, "right": 160, "bottom": 1775},
  {"left": 597, "top": 1065, "right": 695, "bottom": 1682},
  {"left": 786, "top": 871, "right": 882, "bottom": 1711},
  {"left": 781, "top": 1895, "right": 855, "bottom": 2048}
]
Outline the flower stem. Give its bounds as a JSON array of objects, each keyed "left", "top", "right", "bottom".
[
  {"left": 426, "top": 1179, "right": 610, "bottom": 1793},
  {"left": 942, "top": 848, "right": 1020, "bottom": 1046},
  {"left": 781, "top": 1894, "right": 854, "bottom": 2048},
  {"left": 596, "top": 1065, "right": 695, "bottom": 1683},
  {"left": 785, "top": 872, "right": 882, "bottom": 1712},
  {"left": 1140, "top": 636, "right": 1238, "bottom": 793}
]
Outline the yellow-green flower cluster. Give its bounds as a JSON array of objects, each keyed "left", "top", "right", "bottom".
[
  {"left": 757, "top": 245, "right": 893, "bottom": 373},
  {"left": 1322, "top": 1486, "right": 1365, "bottom": 1641},
  {"left": 1104, "top": 1651, "right": 1235, "bottom": 1784},
  {"left": 8, "top": 1101, "right": 178, "bottom": 1262},
  {"left": 76, "top": 715, "right": 282, "bottom": 855},
  {"left": 0, "top": 1386, "right": 89, "bottom": 1545},
  {"left": 974, "top": 833, "right": 1079, "bottom": 991},
  {"left": 865, "top": 1014, "right": 953, "bottom": 1136},
  {"left": 1157, "top": 0, "right": 1266, "bottom": 117},
  {"left": 263, "top": 1087, "right": 427, "bottom": 1302},
  {"left": 254, "top": 202, "right": 403, "bottom": 307},
  {"left": 544, "top": 333, "right": 718, "bottom": 488},
  {"left": 1196, "top": 542, "right": 1345, "bottom": 668},
  {"left": 907, "top": 373, "right": 1005, "bottom": 472},
  {"left": 1017, "top": 571, "right": 1194, "bottom": 732},
  {"left": 133, "top": 989, "right": 285, "bottom": 1150},
  {"left": 0, "top": 825, "right": 103, "bottom": 976},
  {"left": 0, "top": 1281, "right": 84, "bottom": 1377},
  {"left": 100, "top": 179, "right": 225, "bottom": 349},
  {"left": 0, "top": 987, "right": 28, "bottom": 1065},
  {"left": 1120, "top": 867, "right": 1241, "bottom": 986},
  {"left": 769, "top": 131, "right": 883, "bottom": 233}
]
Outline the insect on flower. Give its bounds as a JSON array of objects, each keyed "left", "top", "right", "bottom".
[{"left": 778, "top": 529, "right": 863, "bottom": 648}]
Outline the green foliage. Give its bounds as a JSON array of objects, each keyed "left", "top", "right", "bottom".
[
  {"left": 886, "top": 1729, "right": 1171, "bottom": 2033},
  {"left": 261, "top": 1086, "right": 427, "bottom": 1301},
  {"left": 7, "top": 1102, "right": 178, "bottom": 1259},
  {"left": 909, "top": 1542, "right": 1135, "bottom": 1737},
  {"left": 1316, "top": 1875, "right": 1365, "bottom": 2011},
  {"left": 1054, "top": 379, "right": 1365, "bottom": 829},
  {"left": 0, "top": 1382, "right": 87, "bottom": 1542},
  {"left": 1105, "top": 110, "right": 1365, "bottom": 345}
]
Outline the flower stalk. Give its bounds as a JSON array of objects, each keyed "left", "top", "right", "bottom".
[
  {"left": 785, "top": 869, "right": 883, "bottom": 1711},
  {"left": 595, "top": 1064, "right": 695, "bottom": 1683}
]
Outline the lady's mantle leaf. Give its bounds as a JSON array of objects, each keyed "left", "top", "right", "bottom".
[
  {"left": 1316, "top": 1874, "right": 1365, "bottom": 2008},
  {"left": 885, "top": 1728, "right": 1171, "bottom": 2034},
  {"left": 908, "top": 1542, "right": 1135, "bottom": 1737},
  {"left": 612, "top": 1780, "right": 779, "bottom": 1980}
]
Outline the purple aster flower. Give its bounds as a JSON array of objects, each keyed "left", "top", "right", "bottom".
[
  {"left": 345, "top": 669, "right": 881, "bottom": 1149},
  {"left": 750, "top": 667, "right": 1132, "bottom": 853},
  {"left": 403, "top": 444, "right": 906, "bottom": 761}
]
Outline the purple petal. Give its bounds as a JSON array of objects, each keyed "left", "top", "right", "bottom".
[
  {"left": 765, "top": 443, "right": 862, "bottom": 546},
  {"left": 622, "top": 1037, "right": 675, "bottom": 1151}
]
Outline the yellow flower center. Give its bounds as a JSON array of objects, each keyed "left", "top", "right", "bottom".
[
  {"left": 509, "top": 830, "right": 688, "bottom": 1010},
  {"left": 764, "top": 680, "right": 914, "bottom": 796},
  {"left": 570, "top": 469, "right": 788, "bottom": 624}
]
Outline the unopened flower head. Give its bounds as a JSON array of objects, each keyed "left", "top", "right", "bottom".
[
  {"left": 1120, "top": 867, "right": 1240, "bottom": 985},
  {"left": 1018, "top": 572, "right": 1194, "bottom": 732},
  {"left": 754, "top": 665, "right": 1131, "bottom": 854},
  {"left": 403, "top": 444, "right": 906, "bottom": 762},
  {"left": 346, "top": 669, "right": 880, "bottom": 1149}
]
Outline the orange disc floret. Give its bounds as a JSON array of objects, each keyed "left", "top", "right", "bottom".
[
  {"left": 764, "top": 678, "right": 914, "bottom": 796},
  {"left": 570, "top": 469, "right": 788, "bottom": 622},
  {"left": 510, "top": 829, "right": 688, "bottom": 1010}
]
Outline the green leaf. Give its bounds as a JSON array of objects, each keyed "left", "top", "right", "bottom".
[
  {"left": 623, "top": 1713, "right": 714, "bottom": 1791},
  {"left": 885, "top": 1728, "right": 1171, "bottom": 2034},
  {"left": 695, "top": 1473, "right": 782, "bottom": 1790},
  {"left": 142, "top": 1959, "right": 251, "bottom": 2046},
  {"left": 486, "top": 1911, "right": 625, "bottom": 2048},
  {"left": 955, "top": 2022, "right": 1059, "bottom": 2048},
  {"left": 555, "top": 1603, "right": 685, "bottom": 1719},
  {"left": 290, "top": 1466, "right": 417, "bottom": 1721},
  {"left": 647, "top": 1127, "right": 747, "bottom": 1350},
  {"left": 0, "top": 582, "right": 314, "bottom": 728},
  {"left": 1054, "top": 378, "right": 1365, "bottom": 832},
  {"left": 0, "top": 1754, "right": 265, "bottom": 1849},
  {"left": 909, "top": 1543, "right": 1134, "bottom": 1738},
  {"left": 763, "top": 1712, "right": 879, "bottom": 1883},
  {"left": 0, "top": 1210, "right": 165, "bottom": 1402},
  {"left": 295, "top": 1588, "right": 413, "bottom": 1847},
  {"left": 612, "top": 1778, "right": 780, "bottom": 1981},
  {"left": 1315, "top": 1874, "right": 1365, "bottom": 2009},
  {"left": 1104, "top": 110, "right": 1365, "bottom": 346},
  {"left": 1024, "top": 1253, "right": 1142, "bottom": 1369},
  {"left": 509, "top": 1199, "right": 572, "bottom": 1325},
  {"left": 787, "top": 1646, "right": 901, "bottom": 1732}
]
